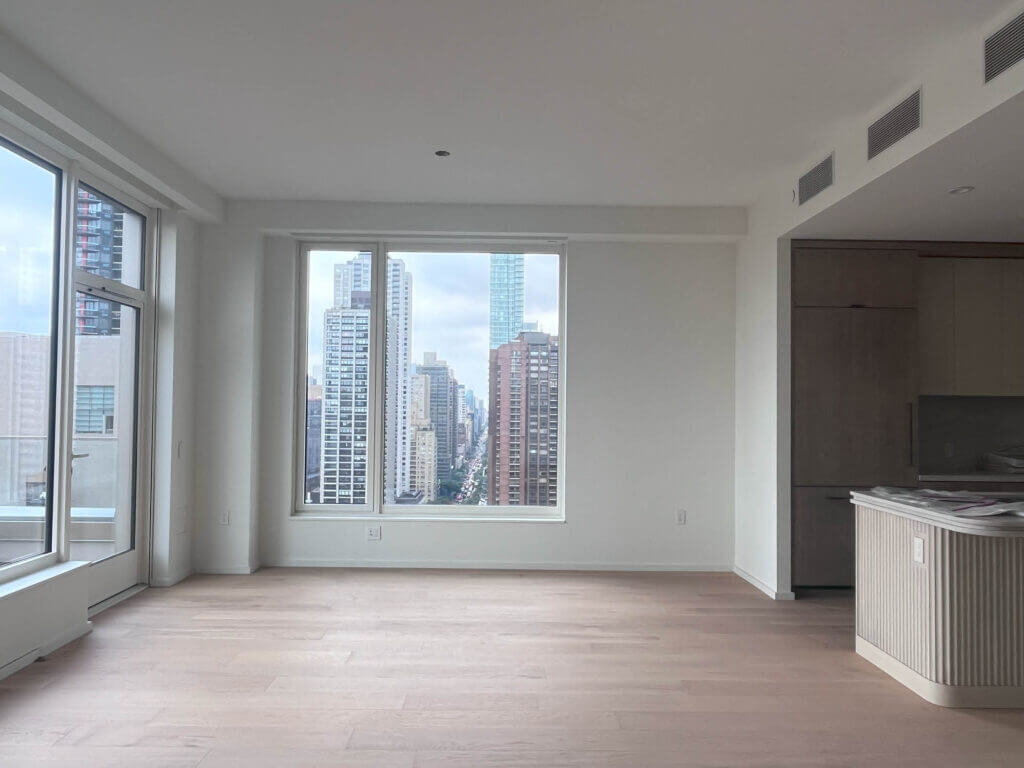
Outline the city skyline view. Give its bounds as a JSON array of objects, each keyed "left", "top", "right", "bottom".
[
  {"left": 303, "top": 248, "right": 560, "bottom": 507},
  {"left": 305, "top": 251, "right": 558, "bottom": 397}
]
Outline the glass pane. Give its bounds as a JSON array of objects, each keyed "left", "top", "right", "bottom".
[
  {"left": 69, "top": 294, "right": 137, "bottom": 561},
  {"left": 385, "top": 251, "right": 560, "bottom": 507},
  {"left": 302, "top": 250, "right": 374, "bottom": 506},
  {"left": 75, "top": 184, "right": 144, "bottom": 289},
  {"left": 0, "top": 140, "right": 60, "bottom": 566}
]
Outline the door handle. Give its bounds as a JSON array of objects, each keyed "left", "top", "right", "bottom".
[{"left": 907, "top": 402, "right": 915, "bottom": 467}]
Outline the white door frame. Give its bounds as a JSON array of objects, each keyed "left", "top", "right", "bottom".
[{"left": 63, "top": 166, "right": 156, "bottom": 606}]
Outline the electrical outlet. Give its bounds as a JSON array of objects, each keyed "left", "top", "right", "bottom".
[
  {"left": 676, "top": 509, "right": 687, "bottom": 525},
  {"left": 912, "top": 536, "right": 925, "bottom": 564},
  {"left": 366, "top": 524, "right": 381, "bottom": 542},
  {"left": 219, "top": 509, "right": 230, "bottom": 526}
]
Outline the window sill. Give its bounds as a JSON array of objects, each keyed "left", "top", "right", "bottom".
[
  {"left": 0, "top": 560, "right": 89, "bottom": 599},
  {"left": 291, "top": 509, "right": 565, "bottom": 523}
]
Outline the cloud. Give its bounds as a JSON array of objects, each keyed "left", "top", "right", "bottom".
[{"left": 0, "top": 148, "right": 60, "bottom": 335}]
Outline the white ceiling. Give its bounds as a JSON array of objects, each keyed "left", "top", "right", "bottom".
[
  {"left": 791, "top": 90, "right": 1024, "bottom": 242},
  {"left": 0, "top": 0, "right": 1014, "bottom": 205}
]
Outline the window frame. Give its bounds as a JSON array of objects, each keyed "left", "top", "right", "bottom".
[
  {"left": 0, "top": 116, "right": 157, "bottom": 588},
  {"left": 293, "top": 242, "right": 382, "bottom": 516},
  {"left": 293, "top": 237, "right": 567, "bottom": 521},
  {"left": 0, "top": 131, "right": 65, "bottom": 577},
  {"left": 65, "top": 169, "right": 154, "bottom": 574}
]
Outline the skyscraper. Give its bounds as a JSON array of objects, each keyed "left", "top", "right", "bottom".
[
  {"left": 333, "top": 253, "right": 371, "bottom": 308},
  {"left": 320, "top": 288, "right": 371, "bottom": 505},
  {"left": 75, "top": 186, "right": 135, "bottom": 334},
  {"left": 488, "top": 332, "right": 559, "bottom": 506},
  {"left": 489, "top": 254, "right": 524, "bottom": 349},
  {"left": 384, "top": 259, "right": 412, "bottom": 504},
  {"left": 417, "top": 352, "right": 457, "bottom": 483},
  {"left": 408, "top": 372, "right": 437, "bottom": 502},
  {"left": 304, "top": 380, "right": 322, "bottom": 501},
  {"left": 320, "top": 253, "right": 412, "bottom": 505}
]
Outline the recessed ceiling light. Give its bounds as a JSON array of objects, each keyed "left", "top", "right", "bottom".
[
  {"left": 948, "top": 185, "right": 975, "bottom": 195},
  {"left": 434, "top": 150, "right": 450, "bottom": 157}
]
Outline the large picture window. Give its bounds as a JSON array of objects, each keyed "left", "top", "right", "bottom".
[
  {"left": 0, "top": 139, "right": 61, "bottom": 566},
  {"left": 297, "top": 243, "right": 563, "bottom": 515}
]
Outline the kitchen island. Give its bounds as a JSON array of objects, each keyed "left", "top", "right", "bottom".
[{"left": 852, "top": 489, "right": 1024, "bottom": 707}]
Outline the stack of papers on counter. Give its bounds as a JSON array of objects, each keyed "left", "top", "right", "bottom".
[{"left": 871, "top": 487, "right": 1024, "bottom": 517}]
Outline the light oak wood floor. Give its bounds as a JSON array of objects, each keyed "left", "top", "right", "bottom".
[{"left": 2, "top": 569, "right": 1024, "bottom": 767}]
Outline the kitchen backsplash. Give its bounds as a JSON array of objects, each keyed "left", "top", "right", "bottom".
[{"left": 919, "top": 396, "right": 1024, "bottom": 474}]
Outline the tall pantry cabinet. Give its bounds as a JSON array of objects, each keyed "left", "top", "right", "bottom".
[{"left": 791, "top": 246, "right": 918, "bottom": 587}]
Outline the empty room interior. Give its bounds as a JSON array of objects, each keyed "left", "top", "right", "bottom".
[{"left": 4, "top": 1, "right": 1024, "bottom": 765}]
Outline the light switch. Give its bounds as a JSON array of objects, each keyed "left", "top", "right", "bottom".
[{"left": 912, "top": 536, "right": 925, "bottom": 564}]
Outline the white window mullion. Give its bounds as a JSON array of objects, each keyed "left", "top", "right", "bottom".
[
  {"left": 369, "top": 242, "right": 388, "bottom": 514},
  {"left": 52, "top": 167, "right": 81, "bottom": 562}
]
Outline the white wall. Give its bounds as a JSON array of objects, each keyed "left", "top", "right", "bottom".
[
  {"left": 733, "top": 1, "right": 1024, "bottom": 598},
  {"left": 262, "top": 239, "right": 735, "bottom": 569},
  {"left": 193, "top": 203, "right": 739, "bottom": 572},
  {"left": 151, "top": 212, "right": 199, "bottom": 587},
  {"left": 192, "top": 215, "right": 264, "bottom": 574}
]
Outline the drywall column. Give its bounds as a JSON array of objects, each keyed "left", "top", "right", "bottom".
[
  {"left": 193, "top": 209, "right": 263, "bottom": 574},
  {"left": 151, "top": 212, "right": 199, "bottom": 586},
  {"left": 733, "top": 193, "right": 793, "bottom": 600}
]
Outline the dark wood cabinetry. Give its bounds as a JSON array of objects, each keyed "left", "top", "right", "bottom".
[
  {"left": 792, "top": 487, "right": 863, "bottom": 587},
  {"left": 918, "top": 257, "right": 1024, "bottom": 396},
  {"left": 792, "top": 247, "right": 915, "bottom": 308},
  {"left": 793, "top": 307, "right": 917, "bottom": 487},
  {"left": 791, "top": 242, "right": 1024, "bottom": 589},
  {"left": 792, "top": 245, "right": 918, "bottom": 588}
]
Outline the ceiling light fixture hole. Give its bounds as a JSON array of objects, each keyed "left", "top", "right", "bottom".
[{"left": 434, "top": 150, "right": 451, "bottom": 157}]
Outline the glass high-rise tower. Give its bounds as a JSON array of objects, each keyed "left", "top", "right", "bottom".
[{"left": 488, "top": 254, "right": 524, "bottom": 349}]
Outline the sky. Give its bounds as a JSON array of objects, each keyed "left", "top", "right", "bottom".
[
  {"left": 307, "top": 250, "right": 559, "bottom": 398},
  {"left": 0, "top": 143, "right": 58, "bottom": 337}
]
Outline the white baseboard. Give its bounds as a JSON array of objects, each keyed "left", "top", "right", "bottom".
[
  {"left": 150, "top": 568, "right": 193, "bottom": 587},
  {"left": 194, "top": 565, "right": 257, "bottom": 575},
  {"left": 734, "top": 565, "right": 795, "bottom": 600},
  {"left": 40, "top": 620, "right": 92, "bottom": 656},
  {"left": 0, "top": 620, "right": 94, "bottom": 682},
  {"left": 0, "top": 647, "right": 42, "bottom": 682},
  {"left": 261, "top": 558, "right": 734, "bottom": 572}
]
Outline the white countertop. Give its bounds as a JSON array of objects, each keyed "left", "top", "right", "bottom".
[{"left": 852, "top": 491, "right": 1024, "bottom": 537}]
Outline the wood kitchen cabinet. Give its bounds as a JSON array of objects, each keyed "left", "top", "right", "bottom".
[
  {"left": 918, "top": 257, "right": 1024, "bottom": 396},
  {"left": 792, "top": 487, "right": 862, "bottom": 587},
  {"left": 793, "top": 307, "right": 918, "bottom": 486},
  {"left": 917, "top": 258, "right": 957, "bottom": 395},
  {"left": 792, "top": 247, "right": 916, "bottom": 308}
]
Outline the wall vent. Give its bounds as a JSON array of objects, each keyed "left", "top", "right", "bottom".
[
  {"left": 867, "top": 90, "right": 921, "bottom": 160},
  {"left": 797, "top": 153, "right": 834, "bottom": 205},
  {"left": 985, "top": 11, "right": 1024, "bottom": 83}
]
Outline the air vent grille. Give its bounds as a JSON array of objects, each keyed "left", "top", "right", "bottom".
[
  {"left": 867, "top": 90, "right": 921, "bottom": 160},
  {"left": 986, "top": 11, "right": 1024, "bottom": 83},
  {"left": 798, "top": 154, "right": 833, "bottom": 205}
]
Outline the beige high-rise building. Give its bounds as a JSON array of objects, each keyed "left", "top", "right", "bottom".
[{"left": 408, "top": 373, "right": 437, "bottom": 502}]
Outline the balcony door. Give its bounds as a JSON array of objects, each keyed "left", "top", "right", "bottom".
[{"left": 67, "top": 181, "right": 152, "bottom": 605}]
